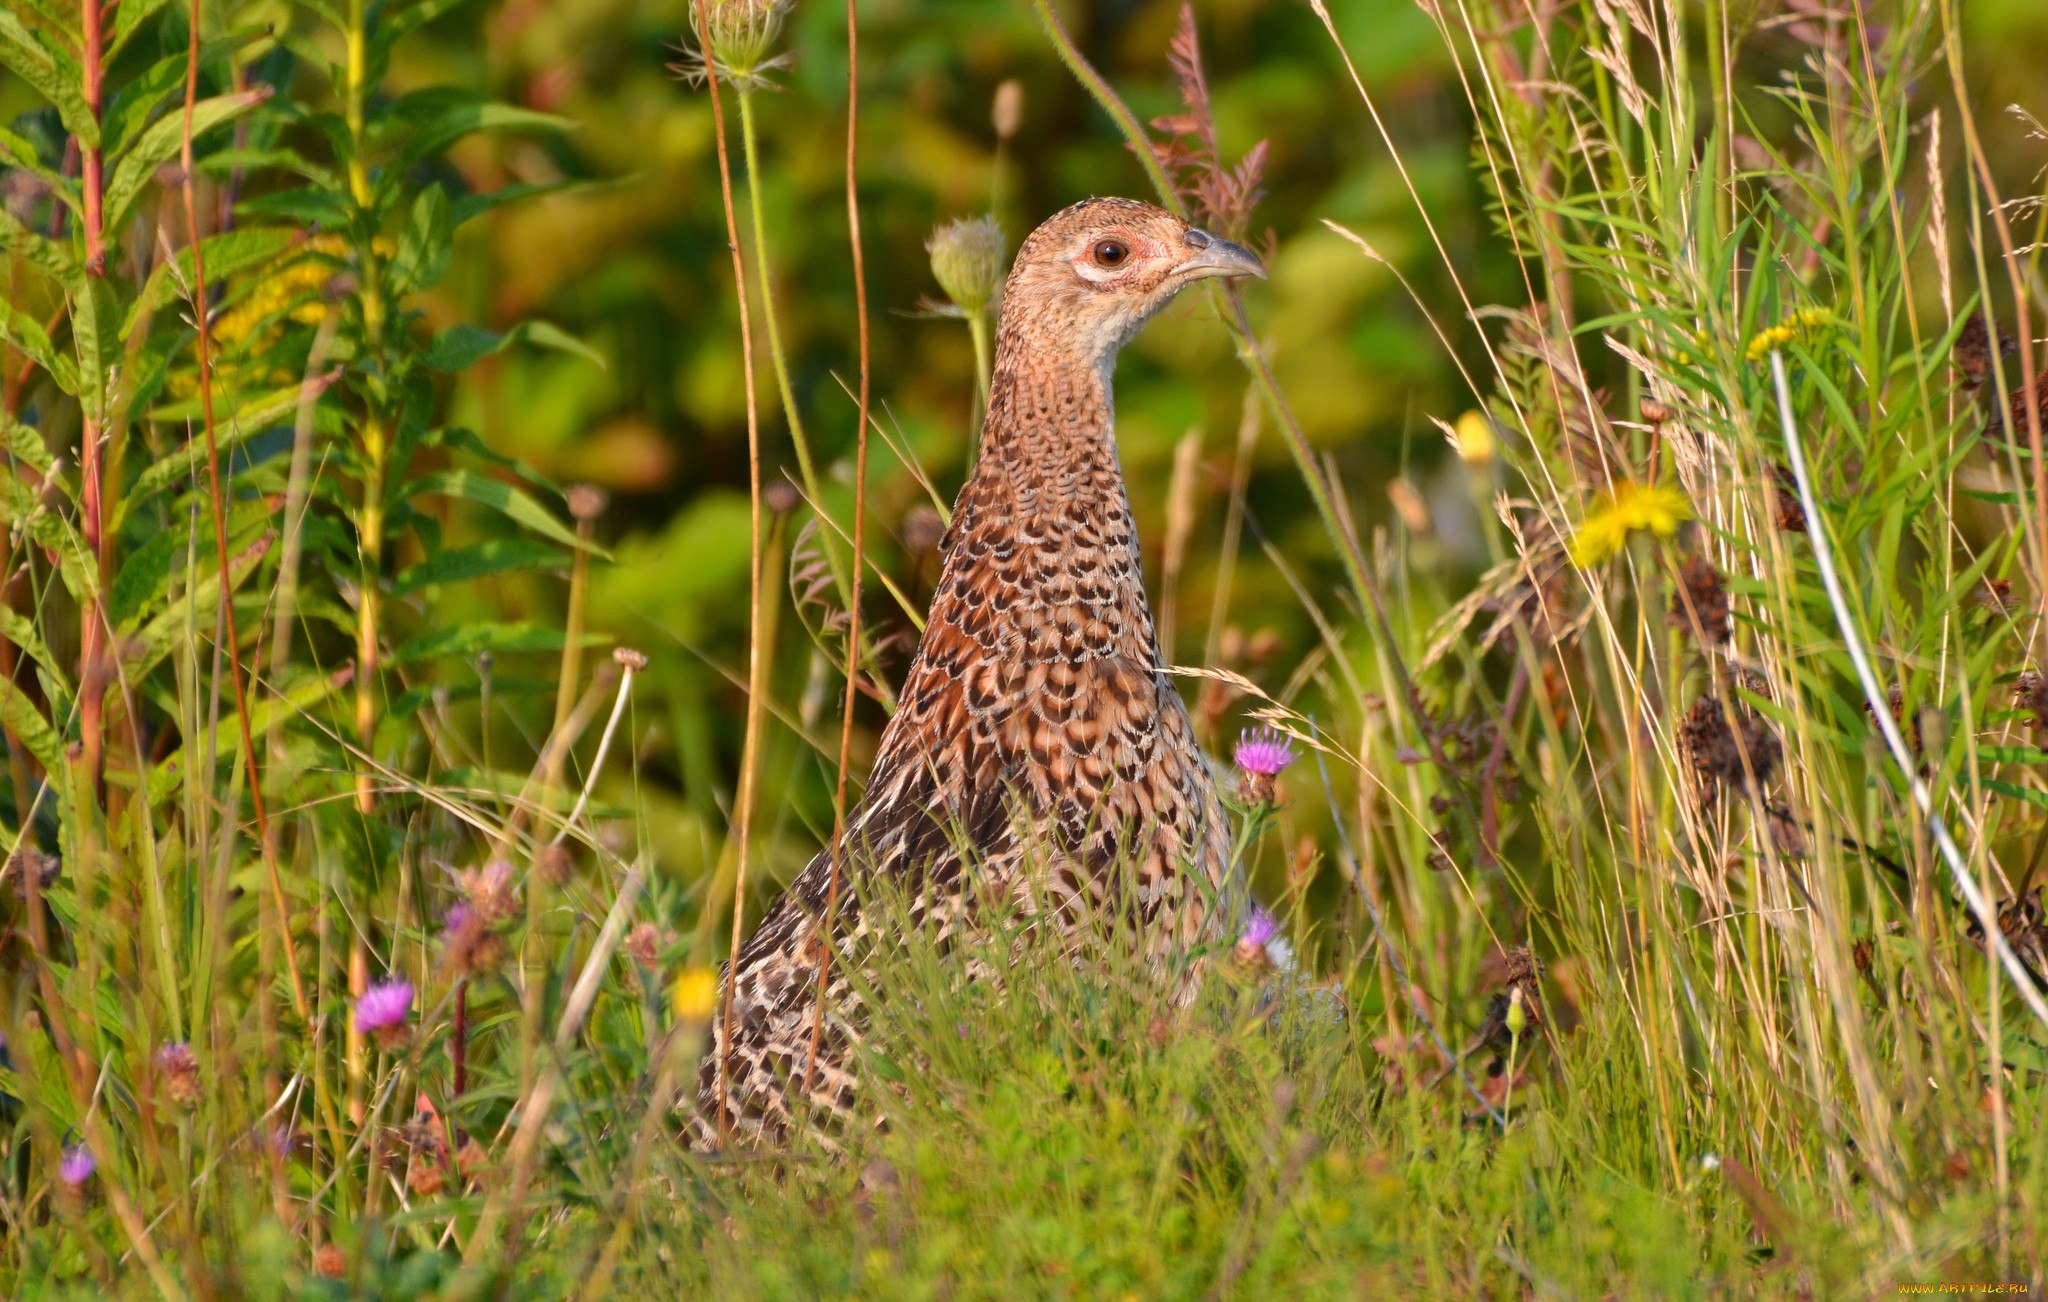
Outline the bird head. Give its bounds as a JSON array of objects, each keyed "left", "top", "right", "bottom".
[{"left": 1000, "top": 197, "right": 1265, "bottom": 371}]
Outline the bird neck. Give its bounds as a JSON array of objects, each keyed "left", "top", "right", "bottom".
[{"left": 973, "top": 328, "right": 1119, "bottom": 485}]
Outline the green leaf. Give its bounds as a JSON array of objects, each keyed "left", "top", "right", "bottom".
[
  {"left": 0, "top": 673, "right": 63, "bottom": 777},
  {"left": 1981, "top": 747, "right": 2048, "bottom": 766},
  {"left": 107, "top": 523, "right": 187, "bottom": 631},
  {"left": 386, "top": 90, "right": 571, "bottom": 168},
  {"left": 2, "top": 412, "right": 55, "bottom": 479},
  {"left": 0, "top": 125, "right": 72, "bottom": 200},
  {"left": 130, "top": 522, "right": 275, "bottom": 683},
  {"left": 391, "top": 539, "right": 567, "bottom": 595},
  {"left": 389, "top": 185, "right": 452, "bottom": 294},
  {"left": 1982, "top": 778, "right": 2048, "bottom": 811},
  {"left": 0, "top": 605, "right": 70, "bottom": 698},
  {"left": 0, "top": 296, "right": 80, "bottom": 394},
  {"left": 0, "top": 11, "right": 96, "bottom": 146},
  {"left": 106, "top": 0, "right": 176, "bottom": 59},
  {"left": 103, "top": 89, "right": 269, "bottom": 236},
  {"left": 423, "top": 319, "right": 604, "bottom": 373},
  {"left": 0, "top": 206, "right": 81, "bottom": 288},
  {"left": 124, "top": 383, "right": 313, "bottom": 521},
  {"left": 390, "top": 622, "right": 578, "bottom": 667},
  {"left": 236, "top": 185, "right": 355, "bottom": 227},
  {"left": 371, "top": 0, "right": 473, "bottom": 57},
  {"left": 124, "top": 226, "right": 298, "bottom": 341},
  {"left": 146, "top": 666, "right": 349, "bottom": 807},
  {"left": 70, "top": 274, "right": 117, "bottom": 422},
  {"left": 406, "top": 469, "right": 598, "bottom": 553}
]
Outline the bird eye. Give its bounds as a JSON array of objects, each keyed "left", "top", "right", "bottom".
[{"left": 1091, "top": 239, "right": 1129, "bottom": 268}]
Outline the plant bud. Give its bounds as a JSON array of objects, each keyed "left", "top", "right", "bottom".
[
  {"left": 992, "top": 80, "right": 1024, "bottom": 142},
  {"left": 926, "top": 217, "right": 1005, "bottom": 317}
]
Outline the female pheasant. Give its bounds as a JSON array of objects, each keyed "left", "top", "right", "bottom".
[{"left": 697, "top": 197, "right": 1265, "bottom": 1146}]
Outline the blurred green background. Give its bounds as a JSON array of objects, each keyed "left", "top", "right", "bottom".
[{"left": 376, "top": 0, "right": 2048, "bottom": 896}]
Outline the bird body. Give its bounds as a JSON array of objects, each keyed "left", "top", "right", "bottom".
[{"left": 697, "top": 198, "right": 1264, "bottom": 1146}]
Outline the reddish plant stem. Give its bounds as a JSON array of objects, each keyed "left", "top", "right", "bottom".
[
  {"left": 78, "top": 0, "right": 107, "bottom": 800},
  {"left": 180, "top": 0, "right": 310, "bottom": 1019},
  {"left": 803, "top": 0, "right": 873, "bottom": 1098},
  {"left": 694, "top": 0, "right": 766, "bottom": 1139}
]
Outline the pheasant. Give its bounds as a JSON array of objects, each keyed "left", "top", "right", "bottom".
[{"left": 696, "top": 197, "right": 1265, "bottom": 1146}]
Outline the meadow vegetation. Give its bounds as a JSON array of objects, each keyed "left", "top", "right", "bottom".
[{"left": 0, "top": 0, "right": 2045, "bottom": 1294}]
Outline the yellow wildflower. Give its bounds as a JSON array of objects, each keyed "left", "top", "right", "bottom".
[
  {"left": 1744, "top": 306, "right": 1834, "bottom": 363},
  {"left": 1449, "top": 409, "right": 1497, "bottom": 467},
  {"left": 1568, "top": 479, "right": 1692, "bottom": 567},
  {"left": 671, "top": 965, "right": 719, "bottom": 1022}
]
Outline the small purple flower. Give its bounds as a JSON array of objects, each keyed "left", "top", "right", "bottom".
[
  {"left": 1235, "top": 906, "right": 1280, "bottom": 965},
  {"left": 58, "top": 1144, "right": 94, "bottom": 1187},
  {"left": 1233, "top": 727, "right": 1296, "bottom": 778},
  {"left": 1239, "top": 906, "right": 1279, "bottom": 949},
  {"left": 442, "top": 902, "right": 473, "bottom": 936},
  {"left": 354, "top": 979, "right": 414, "bottom": 1037}
]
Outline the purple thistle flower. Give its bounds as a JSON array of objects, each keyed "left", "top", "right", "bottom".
[
  {"left": 1239, "top": 906, "right": 1279, "bottom": 949},
  {"left": 1233, "top": 727, "right": 1296, "bottom": 778},
  {"left": 354, "top": 979, "right": 414, "bottom": 1035},
  {"left": 58, "top": 1144, "right": 94, "bottom": 1187},
  {"left": 442, "top": 902, "right": 473, "bottom": 936}
]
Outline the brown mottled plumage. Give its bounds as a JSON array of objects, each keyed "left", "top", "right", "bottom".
[{"left": 695, "top": 198, "right": 1265, "bottom": 1147}]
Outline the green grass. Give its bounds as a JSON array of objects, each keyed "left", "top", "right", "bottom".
[{"left": 0, "top": 0, "right": 2043, "bottom": 1294}]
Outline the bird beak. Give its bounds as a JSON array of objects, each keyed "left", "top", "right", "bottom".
[{"left": 1177, "top": 228, "right": 1266, "bottom": 281}]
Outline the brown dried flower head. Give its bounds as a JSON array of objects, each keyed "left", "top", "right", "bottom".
[
  {"left": 4, "top": 847, "right": 59, "bottom": 898},
  {"left": 460, "top": 860, "right": 521, "bottom": 925},
  {"left": 535, "top": 842, "right": 575, "bottom": 887},
  {"left": 1770, "top": 463, "right": 1806, "bottom": 533},
  {"left": 407, "top": 1159, "right": 446, "bottom": 1198},
  {"left": 1679, "top": 696, "right": 1781, "bottom": 806},
  {"left": 2016, "top": 670, "right": 2048, "bottom": 732},
  {"left": 624, "top": 921, "right": 671, "bottom": 970},
  {"left": 1952, "top": 312, "right": 2015, "bottom": 386},
  {"left": 156, "top": 1043, "right": 202, "bottom": 1108},
  {"left": 1669, "top": 552, "right": 1731, "bottom": 648}
]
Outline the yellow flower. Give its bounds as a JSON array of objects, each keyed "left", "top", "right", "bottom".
[
  {"left": 1744, "top": 306, "right": 1835, "bottom": 363},
  {"left": 1568, "top": 479, "right": 1692, "bottom": 567},
  {"left": 671, "top": 965, "right": 718, "bottom": 1022},
  {"left": 1449, "top": 409, "right": 1497, "bottom": 467}
]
